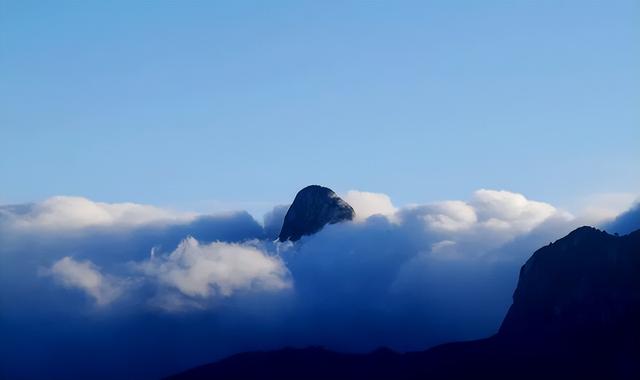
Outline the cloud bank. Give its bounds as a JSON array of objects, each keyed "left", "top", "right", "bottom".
[
  {"left": 1, "top": 196, "right": 195, "bottom": 230},
  {"left": 0, "top": 189, "right": 635, "bottom": 379}
]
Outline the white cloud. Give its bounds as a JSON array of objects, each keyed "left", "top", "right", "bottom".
[
  {"left": 401, "top": 190, "right": 564, "bottom": 238},
  {"left": 342, "top": 190, "right": 398, "bottom": 222},
  {"left": 46, "top": 257, "right": 123, "bottom": 306},
  {"left": 2, "top": 196, "right": 196, "bottom": 230},
  {"left": 382, "top": 190, "right": 572, "bottom": 258},
  {"left": 572, "top": 192, "right": 638, "bottom": 224},
  {"left": 419, "top": 200, "right": 478, "bottom": 232},
  {"left": 471, "top": 189, "right": 558, "bottom": 232},
  {"left": 138, "top": 237, "right": 291, "bottom": 302}
]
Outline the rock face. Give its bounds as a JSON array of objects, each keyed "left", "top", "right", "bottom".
[
  {"left": 278, "top": 185, "right": 354, "bottom": 242},
  {"left": 499, "top": 226, "right": 640, "bottom": 337},
  {"left": 167, "top": 227, "right": 640, "bottom": 380}
]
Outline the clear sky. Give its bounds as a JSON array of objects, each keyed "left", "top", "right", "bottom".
[{"left": 1, "top": 0, "right": 638, "bottom": 215}]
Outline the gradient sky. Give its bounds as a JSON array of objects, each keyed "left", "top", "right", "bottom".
[{"left": 1, "top": 0, "right": 638, "bottom": 215}]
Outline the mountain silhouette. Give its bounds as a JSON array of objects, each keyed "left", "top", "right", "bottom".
[
  {"left": 278, "top": 185, "right": 354, "bottom": 242},
  {"left": 167, "top": 227, "right": 640, "bottom": 379}
]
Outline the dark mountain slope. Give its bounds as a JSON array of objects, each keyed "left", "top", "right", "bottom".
[
  {"left": 167, "top": 227, "right": 640, "bottom": 380},
  {"left": 500, "top": 226, "right": 640, "bottom": 337},
  {"left": 278, "top": 185, "right": 354, "bottom": 242}
]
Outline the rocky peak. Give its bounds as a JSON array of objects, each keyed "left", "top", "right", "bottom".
[
  {"left": 278, "top": 185, "right": 355, "bottom": 242},
  {"left": 499, "top": 226, "right": 640, "bottom": 337}
]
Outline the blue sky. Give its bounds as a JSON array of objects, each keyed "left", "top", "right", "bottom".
[{"left": 1, "top": 0, "right": 638, "bottom": 214}]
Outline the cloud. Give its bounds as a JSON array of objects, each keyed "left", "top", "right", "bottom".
[
  {"left": 430, "top": 240, "right": 458, "bottom": 257},
  {"left": 417, "top": 200, "right": 478, "bottom": 232},
  {"left": 0, "top": 189, "right": 634, "bottom": 379},
  {"left": 138, "top": 237, "right": 291, "bottom": 304},
  {"left": 342, "top": 190, "right": 398, "bottom": 222},
  {"left": 263, "top": 204, "right": 289, "bottom": 240},
  {"left": 411, "top": 189, "right": 561, "bottom": 235},
  {"left": 341, "top": 189, "right": 559, "bottom": 234},
  {"left": 1, "top": 196, "right": 196, "bottom": 230},
  {"left": 603, "top": 202, "right": 640, "bottom": 235},
  {"left": 44, "top": 256, "right": 123, "bottom": 306},
  {"left": 575, "top": 192, "right": 638, "bottom": 225},
  {"left": 471, "top": 189, "right": 558, "bottom": 232},
  {"left": 395, "top": 190, "right": 567, "bottom": 254}
]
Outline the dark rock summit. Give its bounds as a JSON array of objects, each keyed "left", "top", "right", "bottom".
[
  {"left": 499, "top": 226, "right": 640, "bottom": 337},
  {"left": 167, "top": 227, "right": 640, "bottom": 379},
  {"left": 278, "top": 185, "right": 355, "bottom": 242}
]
